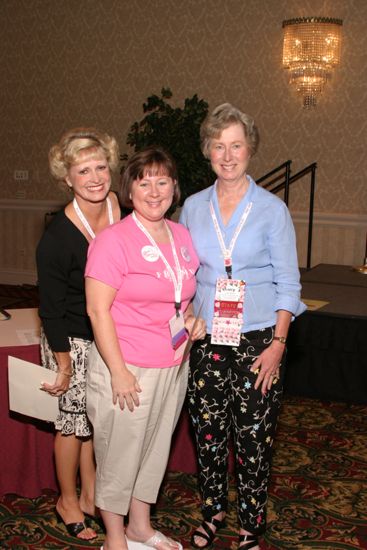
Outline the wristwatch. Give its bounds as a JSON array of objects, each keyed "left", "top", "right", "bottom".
[{"left": 273, "top": 335, "right": 287, "bottom": 344}]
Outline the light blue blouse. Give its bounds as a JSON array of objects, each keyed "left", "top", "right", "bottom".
[{"left": 179, "top": 176, "right": 306, "bottom": 333}]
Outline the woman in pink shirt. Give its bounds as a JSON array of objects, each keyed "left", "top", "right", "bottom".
[{"left": 85, "top": 147, "right": 205, "bottom": 550}]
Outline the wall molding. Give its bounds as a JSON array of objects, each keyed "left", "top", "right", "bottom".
[
  {"left": 290, "top": 210, "right": 367, "bottom": 268},
  {"left": 0, "top": 270, "right": 38, "bottom": 286},
  {"left": 0, "top": 198, "right": 66, "bottom": 211},
  {"left": 0, "top": 199, "right": 66, "bottom": 286},
  {"left": 291, "top": 210, "right": 367, "bottom": 227},
  {"left": 0, "top": 201, "right": 366, "bottom": 284}
]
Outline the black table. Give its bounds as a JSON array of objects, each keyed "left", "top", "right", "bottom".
[{"left": 285, "top": 264, "right": 367, "bottom": 404}]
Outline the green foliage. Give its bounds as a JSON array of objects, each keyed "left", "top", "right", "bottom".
[{"left": 121, "top": 88, "right": 214, "bottom": 204}]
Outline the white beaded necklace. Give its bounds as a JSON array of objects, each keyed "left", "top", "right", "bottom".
[{"left": 73, "top": 197, "right": 113, "bottom": 239}]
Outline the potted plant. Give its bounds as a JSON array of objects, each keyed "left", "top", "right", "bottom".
[{"left": 121, "top": 88, "right": 214, "bottom": 206}]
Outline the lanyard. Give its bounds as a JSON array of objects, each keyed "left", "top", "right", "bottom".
[
  {"left": 132, "top": 212, "right": 183, "bottom": 316},
  {"left": 210, "top": 200, "right": 252, "bottom": 279},
  {"left": 73, "top": 197, "right": 113, "bottom": 239}
]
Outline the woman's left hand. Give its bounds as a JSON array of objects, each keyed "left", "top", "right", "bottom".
[
  {"left": 41, "top": 371, "right": 71, "bottom": 397},
  {"left": 184, "top": 316, "right": 206, "bottom": 341},
  {"left": 250, "top": 342, "right": 284, "bottom": 395}
]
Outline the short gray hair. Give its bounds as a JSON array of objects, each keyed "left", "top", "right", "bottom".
[{"left": 200, "top": 103, "right": 259, "bottom": 158}]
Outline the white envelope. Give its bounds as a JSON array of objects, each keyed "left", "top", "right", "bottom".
[{"left": 8, "top": 356, "right": 59, "bottom": 423}]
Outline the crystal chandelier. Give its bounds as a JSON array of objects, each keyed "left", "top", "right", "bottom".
[{"left": 282, "top": 17, "right": 343, "bottom": 108}]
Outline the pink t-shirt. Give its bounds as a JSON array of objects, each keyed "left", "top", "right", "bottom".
[{"left": 85, "top": 214, "right": 199, "bottom": 368}]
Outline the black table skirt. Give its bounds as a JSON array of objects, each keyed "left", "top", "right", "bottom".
[{"left": 285, "top": 312, "right": 367, "bottom": 404}]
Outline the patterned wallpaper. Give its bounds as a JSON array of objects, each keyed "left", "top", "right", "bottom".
[{"left": 0, "top": 0, "right": 366, "bottom": 214}]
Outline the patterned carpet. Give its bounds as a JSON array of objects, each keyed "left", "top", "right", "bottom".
[{"left": 0, "top": 396, "right": 366, "bottom": 549}]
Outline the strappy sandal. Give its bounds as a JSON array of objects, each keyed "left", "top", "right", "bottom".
[
  {"left": 190, "top": 517, "right": 226, "bottom": 549},
  {"left": 238, "top": 533, "right": 259, "bottom": 549}
]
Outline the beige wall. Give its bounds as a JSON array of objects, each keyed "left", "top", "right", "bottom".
[{"left": 0, "top": 0, "right": 366, "bottom": 282}]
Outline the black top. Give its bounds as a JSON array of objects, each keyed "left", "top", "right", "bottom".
[{"left": 36, "top": 209, "right": 94, "bottom": 351}]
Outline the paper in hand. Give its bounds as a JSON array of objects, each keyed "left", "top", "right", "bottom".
[{"left": 8, "top": 356, "right": 59, "bottom": 422}]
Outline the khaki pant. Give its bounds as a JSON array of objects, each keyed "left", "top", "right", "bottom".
[{"left": 86, "top": 343, "right": 188, "bottom": 515}]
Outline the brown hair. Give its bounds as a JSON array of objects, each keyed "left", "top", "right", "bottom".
[{"left": 119, "top": 147, "right": 180, "bottom": 209}]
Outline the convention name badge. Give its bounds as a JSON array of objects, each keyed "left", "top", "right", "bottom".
[
  {"left": 169, "top": 311, "right": 188, "bottom": 360},
  {"left": 211, "top": 278, "right": 245, "bottom": 346}
]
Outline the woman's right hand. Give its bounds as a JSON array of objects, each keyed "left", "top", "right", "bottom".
[
  {"left": 111, "top": 368, "right": 142, "bottom": 412},
  {"left": 185, "top": 315, "right": 207, "bottom": 341}
]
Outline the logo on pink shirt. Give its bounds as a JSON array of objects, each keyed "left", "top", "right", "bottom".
[{"left": 141, "top": 245, "right": 160, "bottom": 262}]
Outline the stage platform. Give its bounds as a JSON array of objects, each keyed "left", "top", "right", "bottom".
[{"left": 285, "top": 264, "right": 367, "bottom": 404}]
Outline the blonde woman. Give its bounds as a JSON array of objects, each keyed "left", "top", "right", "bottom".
[{"left": 36, "top": 128, "right": 121, "bottom": 541}]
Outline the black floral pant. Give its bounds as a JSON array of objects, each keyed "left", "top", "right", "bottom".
[{"left": 187, "top": 326, "right": 285, "bottom": 534}]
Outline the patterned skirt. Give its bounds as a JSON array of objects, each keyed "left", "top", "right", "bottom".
[{"left": 40, "top": 330, "right": 93, "bottom": 437}]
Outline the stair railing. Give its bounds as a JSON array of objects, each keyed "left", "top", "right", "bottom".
[
  {"left": 256, "top": 160, "right": 292, "bottom": 204},
  {"left": 256, "top": 161, "right": 317, "bottom": 269}
]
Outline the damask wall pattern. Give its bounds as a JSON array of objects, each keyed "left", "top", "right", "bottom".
[{"left": 0, "top": 0, "right": 366, "bottom": 215}]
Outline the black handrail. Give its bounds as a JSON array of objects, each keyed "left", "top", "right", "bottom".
[
  {"left": 256, "top": 160, "right": 292, "bottom": 204},
  {"left": 256, "top": 161, "right": 317, "bottom": 269},
  {"left": 256, "top": 160, "right": 291, "bottom": 184}
]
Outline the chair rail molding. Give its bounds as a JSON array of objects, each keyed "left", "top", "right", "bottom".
[
  {"left": 0, "top": 200, "right": 366, "bottom": 284},
  {"left": 0, "top": 198, "right": 66, "bottom": 211}
]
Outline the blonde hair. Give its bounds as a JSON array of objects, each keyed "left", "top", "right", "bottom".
[
  {"left": 48, "top": 127, "right": 119, "bottom": 181},
  {"left": 200, "top": 103, "right": 259, "bottom": 158}
]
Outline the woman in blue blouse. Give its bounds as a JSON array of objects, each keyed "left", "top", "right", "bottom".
[{"left": 180, "top": 103, "right": 305, "bottom": 550}]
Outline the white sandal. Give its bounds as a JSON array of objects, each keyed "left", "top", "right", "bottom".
[{"left": 127, "top": 530, "right": 183, "bottom": 550}]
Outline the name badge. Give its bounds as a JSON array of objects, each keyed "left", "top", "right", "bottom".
[
  {"left": 211, "top": 278, "right": 245, "bottom": 346},
  {"left": 169, "top": 311, "right": 188, "bottom": 360}
]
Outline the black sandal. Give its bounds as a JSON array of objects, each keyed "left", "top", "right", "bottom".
[
  {"left": 190, "top": 517, "right": 226, "bottom": 548},
  {"left": 238, "top": 533, "right": 259, "bottom": 549},
  {"left": 83, "top": 511, "right": 105, "bottom": 531},
  {"left": 55, "top": 509, "right": 97, "bottom": 540}
]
